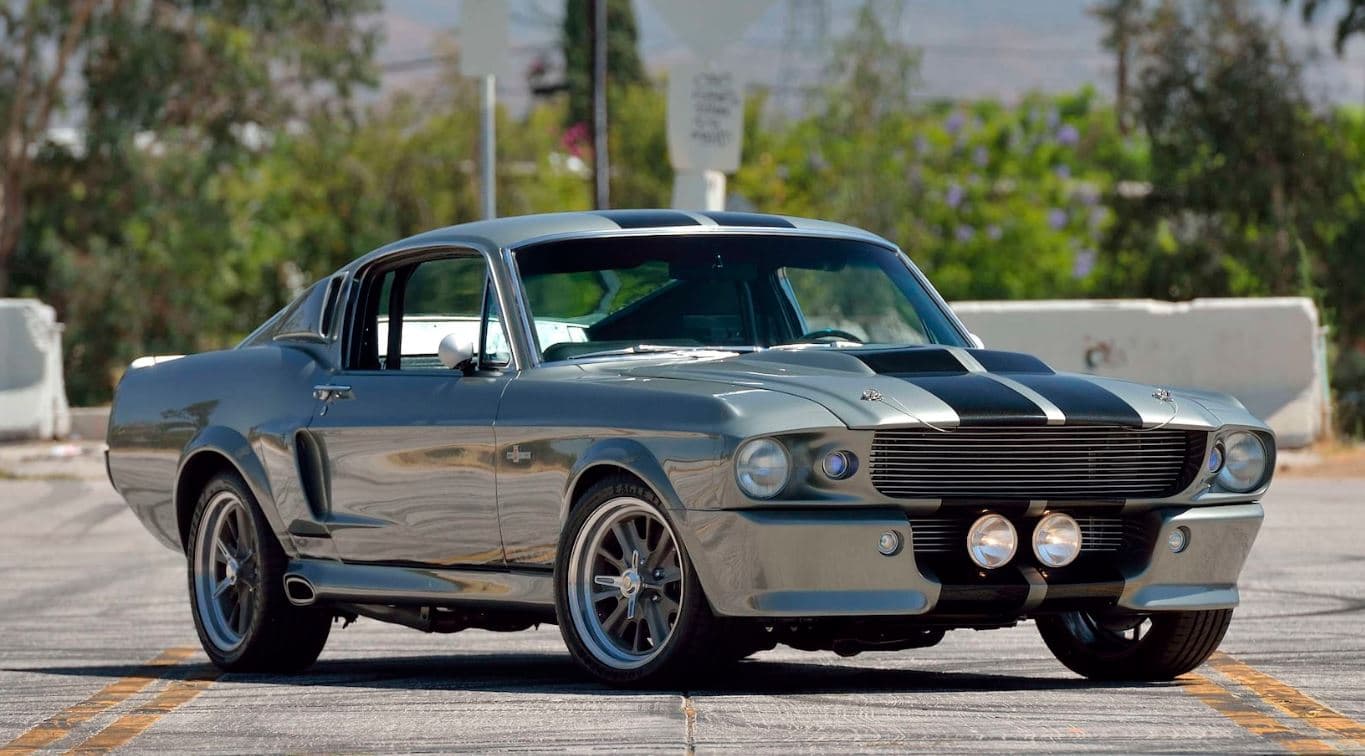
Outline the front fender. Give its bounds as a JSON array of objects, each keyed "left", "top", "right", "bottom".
[{"left": 561, "top": 437, "right": 721, "bottom": 520}]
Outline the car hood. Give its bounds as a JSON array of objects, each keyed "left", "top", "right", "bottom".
[{"left": 620, "top": 346, "right": 1238, "bottom": 431}]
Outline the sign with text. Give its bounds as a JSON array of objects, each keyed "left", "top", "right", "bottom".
[{"left": 667, "top": 65, "right": 744, "bottom": 173}]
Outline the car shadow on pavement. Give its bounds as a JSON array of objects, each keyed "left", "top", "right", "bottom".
[{"left": 9, "top": 652, "right": 1181, "bottom": 696}]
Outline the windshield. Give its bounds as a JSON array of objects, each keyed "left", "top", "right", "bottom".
[{"left": 514, "top": 234, "right": 966, "bottom": 361}]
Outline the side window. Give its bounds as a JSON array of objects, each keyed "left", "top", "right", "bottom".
[{"left": 359, "top": 254, "right": 510, "bottom": 371}]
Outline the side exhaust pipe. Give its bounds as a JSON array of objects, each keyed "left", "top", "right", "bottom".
[{"left": 283, "top": 574, "right": 317, "bottom": 606}]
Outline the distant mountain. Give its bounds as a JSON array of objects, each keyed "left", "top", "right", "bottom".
[{"left": 377, "top": 0, "right": 1365, "bottom": 113}]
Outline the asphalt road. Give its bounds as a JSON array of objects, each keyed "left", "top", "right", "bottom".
[{"left": 1, "top": 464, "right": 1363, "bottom": 753}]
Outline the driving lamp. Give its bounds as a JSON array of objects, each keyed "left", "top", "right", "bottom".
[
  {"left": 1032, "top": 512, "right": 1082, "bottom": 568},
  {"left": 822, "top": 450, "right": 857, "bottom": 480},
  {"left": 1207, "top": 443, "right": 1225, "bottom": 475},
  {"left": 735, "top": 438, "right": 791, "bottom": 499},
  {"left": 966, "top": 513, "right": 1017, "bottom": 570},
  {"left": 1216, "top": 432, "right": 1267, "bottom": 493}
]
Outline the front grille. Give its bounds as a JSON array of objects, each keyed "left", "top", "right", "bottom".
[
  {"left": 910, "top": 514, "right": 1129, "bottom": 554},
  {"left": 871, "top": 427, "right": 1202, "bottom": 500}
]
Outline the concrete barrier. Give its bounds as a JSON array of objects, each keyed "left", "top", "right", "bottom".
[
  {"left": 68, "top": 407, "right": 110, "bottom": 442},
  {"left": 0, "top": 299, "right": 71, "bottom": 440},
  {"left": 951, "top": 298, "right": 1327, "bottom": 448}
]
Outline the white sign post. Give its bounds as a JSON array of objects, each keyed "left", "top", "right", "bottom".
[
  {"left": 651, "top": 0, "right": 772, "bottom": 211},
  {"left": 667, "top": 64, "right": 744, "bottom": 211},
  {"left": 457, "top": 2, "right": 510, "bottom": 219}
]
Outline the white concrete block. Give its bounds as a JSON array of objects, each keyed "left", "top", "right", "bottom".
[
  {"left": 0, "top": 299, "right": 71, "bottom": 440},
  {"left": 952, "top": 298, "right": 1326, "bottom": 448}
]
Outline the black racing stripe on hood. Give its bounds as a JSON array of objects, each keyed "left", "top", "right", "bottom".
[
  {"left": 1006, "top": 373, "right": 1144, "bottom": 427},
  {"left": 697, "top": 211, "right": 795, "bottom": 228},
  {"left": 592, "top": 210, "right": 701, "bottom": 228},
  {"left": 892, "top": 374, "right": 1049, "bottom": 426},
  {"left": 853, "top": 348, "right": 966, "bottom": 375},
  {"left": 970, "top": 349, "right": 1053, "bottom": 374}
]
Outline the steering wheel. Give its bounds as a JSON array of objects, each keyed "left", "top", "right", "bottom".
[{"left": 795, "top": 328, "right": 864, "bottom": 344}]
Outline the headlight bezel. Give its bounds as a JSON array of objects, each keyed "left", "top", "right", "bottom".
[
  {"left": 1212, "top": 430, "right": 1269, "bottom": 493},
  {"left": 734, "top": 437, "right": 793, "bottom": 499}
]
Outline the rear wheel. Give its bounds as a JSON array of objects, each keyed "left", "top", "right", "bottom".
[
  {"left": 187, "top": 472, "right": 331, "bottom": 672},
  {"left": 555, "top": 475, "right": 724, "bottom": 686},
  {"left": 1036, "top": 608, "right": 1233, "bottom": 681}
]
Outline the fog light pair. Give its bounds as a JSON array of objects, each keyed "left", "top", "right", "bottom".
[{"left": 966, "top": 512, "right": 1082, "bottom": 570}]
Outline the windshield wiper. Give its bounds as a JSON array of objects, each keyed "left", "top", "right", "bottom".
[{"left": 567, "top": 344, "right": 749, "bottom": 360}]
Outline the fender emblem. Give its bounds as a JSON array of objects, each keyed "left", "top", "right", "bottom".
[{"left": 505, "top": 445, "right": 532, "bottom": 464}]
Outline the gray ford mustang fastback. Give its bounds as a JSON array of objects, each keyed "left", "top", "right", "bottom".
[{"left": 107, "top": 210, "right": 1273, "bottom": 686}]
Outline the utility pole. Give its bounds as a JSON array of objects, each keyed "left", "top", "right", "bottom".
[
  {"left": 591, "top": 0, "right": 609, "bottom": 209},
  {"left": 1093, "top": 0, "right": 1140, "bottom": 135}
]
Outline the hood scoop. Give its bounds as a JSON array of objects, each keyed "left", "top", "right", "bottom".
[{"left": 738, "top": 345, "right": 1054, "bottom": 376}]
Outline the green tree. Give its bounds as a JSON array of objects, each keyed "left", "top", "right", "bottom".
[
  {"left": 0, "top": 1, "right": 100, "bottom": 297},
  {"left": 1095, "top": 0, "right": 1351, "bottom": 300},
  {"left": 2, "top": 1, "right": 379, "bottom": 298},
  {"left": 561, "top": 0, "right": 646, "bottom": 128},
  {"left": 9, "top": 1, "right": 378, "bottom": 401},
  {"left": 736, "top": 3, "right": 1127, "bottom": 302}
]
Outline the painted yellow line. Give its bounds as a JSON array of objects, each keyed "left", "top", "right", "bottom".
[
  {"left": 64, "top": 668, "right": 221, "bottom": 755},
  {"left": 1208, "top": 652, "right": 1365, "bottom": 748},
  {"left": 1182, "top": 672, "right": 1338, "bottom": 752},
  {"left": 0, "top": 647, "right": 197, "bottom": 756}
]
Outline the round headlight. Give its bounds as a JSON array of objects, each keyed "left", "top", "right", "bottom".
[
  {"left": 1216, "top": 432, "right": 1267, "bottom": 493},
  {"left": 966, "top": 513, "right": 1017, "bottom": 570},
  {"left": 1032, "top": 512, "right": 1082, "bottom": 568},
  {"left": 735, "top": 438, "right": 791, "bottom": 499},
  {"left": 822, "top": 450, "right": 857, "bottom": 480}
]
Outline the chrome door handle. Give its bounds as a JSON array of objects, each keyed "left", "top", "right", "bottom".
[{"left": 312, "top": 384, "right": 354, "bottom": 401}]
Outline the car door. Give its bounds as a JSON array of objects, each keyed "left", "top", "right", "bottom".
[{"left": 305, "top": 249, "right": 513, "bottom": 567}]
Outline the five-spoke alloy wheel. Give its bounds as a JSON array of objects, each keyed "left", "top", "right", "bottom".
[
  {"left": 567, "top": 498, "right": 685, "bottom": 668},
  {"left": 187, "top": 471, "right": 331, "bottom": 672},
  {"left": 555, "top": 475, "right": 724, "bottom": 686},
  {"left": 192, "top": 490, "right": 260, "bottom": 652}
]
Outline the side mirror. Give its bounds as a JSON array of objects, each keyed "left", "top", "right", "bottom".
[
  {"left": 968, "top": 332, "right": 985, "bottom": 349},
  {"left": 438, "top": 333, "right": 476, "bottom": 372}
]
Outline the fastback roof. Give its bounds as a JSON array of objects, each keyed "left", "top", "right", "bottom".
[{"left": 344, "top": 210, "right": 889, "bottom": 271}]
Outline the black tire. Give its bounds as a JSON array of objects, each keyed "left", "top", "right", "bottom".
[
  {"left": 1036, "top": 608, "right": 1233, "bottom": 681},
  {"left": 554, "top": 474, "right": 728, "bottom": 687},
  {"left": 186, "top": 471, "right": 331, "bottom": 673}
]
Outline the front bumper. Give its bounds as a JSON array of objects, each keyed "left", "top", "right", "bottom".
[{"left": 677, "top": 502, "right": 1262, "bottom": 619}]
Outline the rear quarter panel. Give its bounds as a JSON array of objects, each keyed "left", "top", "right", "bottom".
[{"left": 107, "top": 345, "right": 327, "bottom": 551}]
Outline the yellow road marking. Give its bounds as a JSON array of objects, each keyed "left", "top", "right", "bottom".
[
  {"left": 681, "top": 694, "right": 697, "bottom": 753},
  {"left": 1208, "top": 652, "right": 1365, "bottom": 748},
  {"left": 1182, "top": 673, "right": 1337, "bottom": 752},
  {"left": 64, "top": 668, "right": 221, "bottom": 755},
  {"left": 0, "top": 647, "right": 197, "bottom": 756}
]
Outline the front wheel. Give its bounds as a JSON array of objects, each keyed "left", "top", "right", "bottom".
[
  {"left": 1036, "top": 608, "right": 1233, "bottom": 681},
  {"left": 187, "top": 472, "right": 331, "bottom": 672},
  {"left": 554, "top": 475, "right": 725, "bottom": 686}
]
